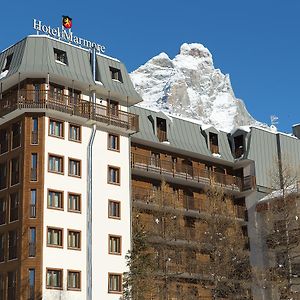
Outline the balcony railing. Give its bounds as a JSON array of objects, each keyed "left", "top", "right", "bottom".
[
  {"left": 132, "top": 186, "right": 207, "bottom": 212},
  {"left": 131, "top": 153, "right": 256, "bottom": 192},
  {"left": 133, "top": 186, "right": 247, "bottom": 221},
  {"left": 0, "top": 89, "right": 139, "bottom": 132}
]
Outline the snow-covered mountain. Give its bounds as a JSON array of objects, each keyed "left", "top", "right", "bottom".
[{"left": 130, "top": 43, "right": 263, "bottom": 132}]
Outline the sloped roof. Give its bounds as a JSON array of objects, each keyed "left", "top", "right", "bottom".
[
  {"left": 130, "top": 106, "right": 235, "bottom": 163},
  {"left": 0, "top": 35, "right": 142, "bottom": 106}
]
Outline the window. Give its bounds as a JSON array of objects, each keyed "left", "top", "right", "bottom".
[
  {"left": 109, "top": 235, "right": 121, "bottom": 255},
  {"left": 31, "top": 118, "right": 38, "bottom": 144},
  {"left": 7, "top": 270, "right": 17, "bottom": 299},
  {"left": 2, "top": 54, "right": 13, "bottom": 72},
  {"left": 28, "top": 269, "right": 35, "bottom": 300},
  {"left": 68, "top": 193, "right": 81, "bottom": 213},
  {"left": 29, "top": 227, "right": 36, "bottom": 257},
  {"left": 0, "top": 128, "right": 8, "bottom": 154},
  {"left": 108, "top": 166, "right": 120, "bottom": 185},
  {"left": 46, "top": 269, "right": 63, "bottom": 289},
  {"left": 109, "top": 67, "right": 123, "bottom": 82},
  {"left": 157, "top": 117, "right": 167, "bottom": 142},
  {"left": 67, "top": 270, "right": 81, "bottom": 290},
  {"left": 209, "top": 132, "right": 219, "bottom": 154},
  {"left": 233, "top": 135, "right": 245, "bottom": 158},
  {"left": 108, "top": 273, "right": 122, "bottom": 293},
  {"left": 108, "top": 200, "right": 120, "bottom": 219},
  {"left": 68, "top": 230, "right": 81, "bottom": 250},
  {"left": 0, "top": 233, "right": 4, "bottom": 262},
  {"left": 54, "top": 48, "right": 68, "bottom": 65},
  {"left": 11, "top": 121, "right": 21, "bottom": 149},
  {"left": 107, "top": 100, "right": 119, "bottom": 116},
  {"left": 31, "top": 153, "right": 37, "bottom": 181},
  {"left": 0, "top": 162, "right": 7, "bottom": 190},
  {"left": 68, "top": 89, "right": 81, "bottom": 105},
  {"left": 108, "top": 134, "right": 119, "bottom": 151},
  {"left": 68, "top": 158, "right": 81, "bottom": 177},
  {"left": 49, "top": 119, "right": 64, "bottom": 138},
  {"left": 0, "top": 197, "right": 5, "bottom": 225},
  {"left": 50, "top": 85, "right": 63, "bottom": 102},
  {"left": 30, "top": 189, "right": 36, "bottom": 218},
  {"left": 0, "top": 274, "right": 4, "bottom": 300},
  {"left": 48, "top": 190, "right": 63, "bottom": 209},
  {"left": 69, "top": 124, "right": 81, "bottom": 142},
  {"left": 8, "top": 230, "right": 18, "bottom": 260},
  {"left": 9, "top": 192, "right": 19, "bottom": 222},
  {"left": 47, "top": 227, "right": 63, "bottom": 247},
  {"left": 10, "top": 157, "right": 20, "bottom": 185},
  {"left": 48, "top": 154, "right": 64, "bottom": 174}
]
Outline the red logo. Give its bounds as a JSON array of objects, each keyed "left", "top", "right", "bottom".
[{"left": 62, "top": 16, "right": 72, "bottom": 29}]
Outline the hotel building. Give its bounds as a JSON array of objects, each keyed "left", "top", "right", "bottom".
[
  {"left": 0, "top": 35, "right": 141, "bottom": 299},
  {"left": 1, "top": 33, "right": 300, "bottom": 299}
]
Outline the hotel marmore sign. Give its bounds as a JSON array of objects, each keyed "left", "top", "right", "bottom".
[{"left": 33, "top": 19, "right": 106, "bottom": 53}]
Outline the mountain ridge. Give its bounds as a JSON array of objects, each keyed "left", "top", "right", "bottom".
[{"left": 130, "top": 43, "right": 264, "bottom": 132}]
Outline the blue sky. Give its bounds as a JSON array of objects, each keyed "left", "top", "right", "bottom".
[{"left": 1, "top": 0, "right": 300, "bottom": 133}]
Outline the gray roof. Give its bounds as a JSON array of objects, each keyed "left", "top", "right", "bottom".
[
  {"left": 245, "top": 127, "right": 278, "bottom": 188},
  {"left": 130, "top": 106, "right": 235, "bottom": 164},
  {"left": 0, "top": 35, "right": 142, "bottom": 106},
  {"left": 245, "top": 127, "right": 300, "bottom": 189}
]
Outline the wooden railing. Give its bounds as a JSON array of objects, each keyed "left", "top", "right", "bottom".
[
  {"left": 132, "top": 187, "right": 247, "bottom": 220},
  {"left": 0, "top": 89, "right": 139, "bottom": 132},
  {"left": 131, "top": 153, "right": 256, "bottom": 192},
  {"left": 132, "top": 186, "right": 207, "bottom": 212}
]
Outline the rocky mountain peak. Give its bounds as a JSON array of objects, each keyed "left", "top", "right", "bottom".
[{"left": 130, "top": 43, "right": 262, "bottom": 132}]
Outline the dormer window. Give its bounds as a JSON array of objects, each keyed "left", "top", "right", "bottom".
[
  {"left": 54, "top": 48, "right": 68, "bottom": 65},
  {"left": 109, "top": 67, "right": 123, "bottom": 82},
  {"left": 234, "top": 135, "right": 244, "bottom": 158},
  {"left": 209, "top": 132, "right": 219, "bottom": 154},
  {"left": 2, "top": 54, "right": 13, "bottom": 72},
  {"left": 156, "top": 117, "right": 167, "bottom": 142}
]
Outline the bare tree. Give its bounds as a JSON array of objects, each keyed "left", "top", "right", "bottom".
[
  {"left": 255, "top": 157, "right": 300, "bottom": 299},
  {"left": 202, "top": 183, "right": 252, "bottom": 299},
  {"left": 125, "top": 180, "right": 252, "bottom": 299}
]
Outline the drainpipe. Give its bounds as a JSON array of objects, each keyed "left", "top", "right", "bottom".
[
  {"left": 87, "top": 46, "right": 98, "bottom": 300},
  {"left": 87, "top": 123, "right": 96, "bottom": 300}
]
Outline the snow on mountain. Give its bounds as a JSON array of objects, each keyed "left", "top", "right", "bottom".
[{"left": 130, "top": 43, "right": 263, "bottom": 132}]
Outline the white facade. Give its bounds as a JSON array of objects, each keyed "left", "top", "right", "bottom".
[{"left": 41, "top": 112, "right": 131, "bottom": 299}]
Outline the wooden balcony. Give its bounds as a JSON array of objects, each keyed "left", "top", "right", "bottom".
[
  {"left": 131, "top": 153, "right": 256, "bottom": 193},
  {"left": 132, "top": 186, "right": 247, "bottom": 221},
  {"left": 132, "top": 186, "right": 207, "bottom": 212},
  {"left": 0, "top": 89, "right": 139, "bottom": 132}
]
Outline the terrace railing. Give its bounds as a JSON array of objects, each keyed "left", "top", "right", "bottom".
[
  {"left": 131, "top": 153, "right": 256, "bottom": 192},
  {"left": 0, "top": 89, "right": 139, "bottom": 132}
]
